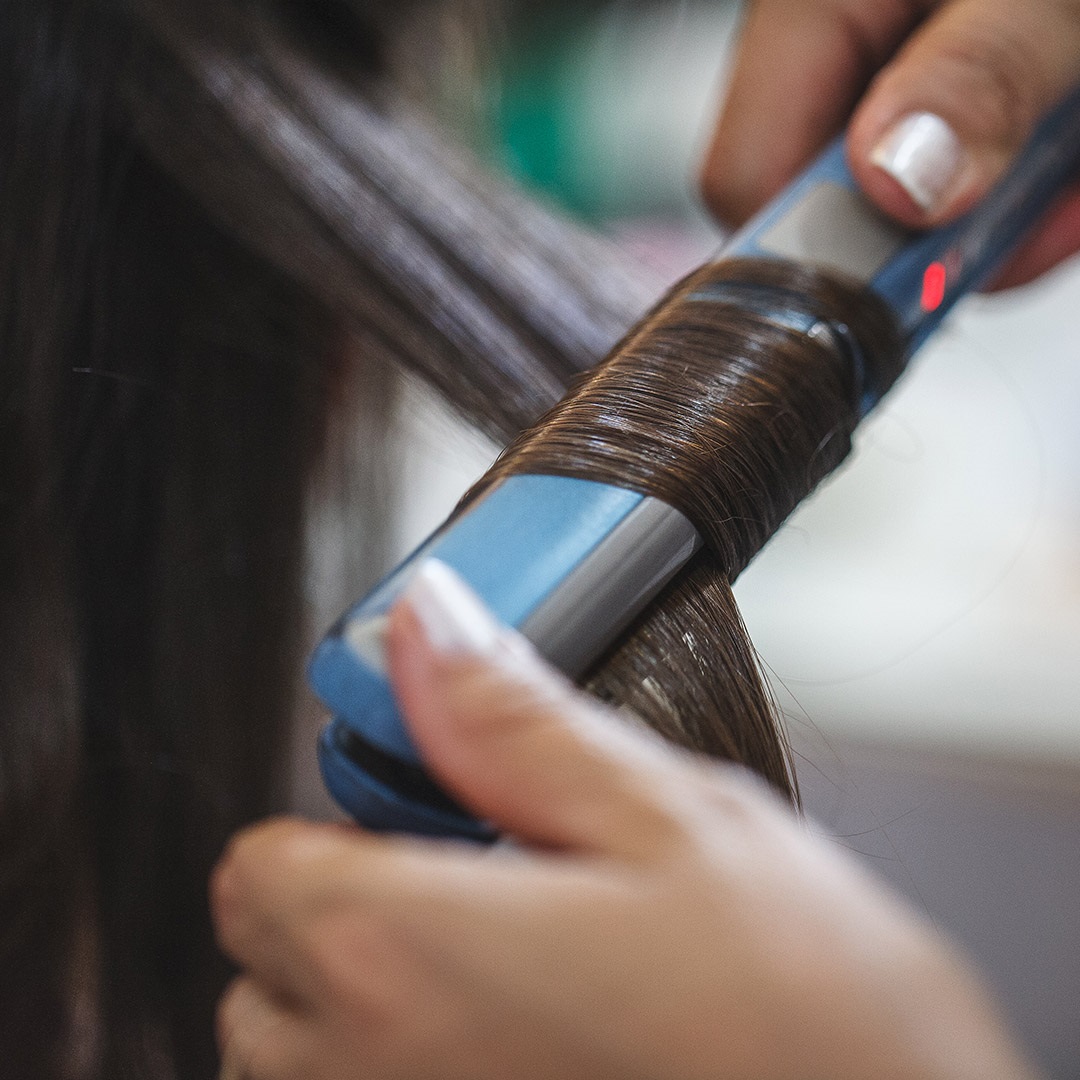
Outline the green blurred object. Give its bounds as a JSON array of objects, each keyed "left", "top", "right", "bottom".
[
  {"left": 488, "top": 1, "right": 741, "bottom": 223},
  {"left": 497, "top": 29, "right": 574, "bottom": 200},
  {"left": 491, "top": 6, "right": 599, "bottom": 217}
]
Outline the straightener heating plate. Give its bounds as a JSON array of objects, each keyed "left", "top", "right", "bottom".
[
  {"left": 309, "top": 474, "right": 701, "bottom": 836},
  {"left": 756, "top": 181, "right": 910, "bottom": 282}
]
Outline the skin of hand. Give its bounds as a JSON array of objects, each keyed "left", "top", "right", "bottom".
[
  {"left": 211, "top": 560, "right": 1042, "bottom": 1080},
  {"left": 702, "top": 0, "right": 1080, "bottom": 289}
]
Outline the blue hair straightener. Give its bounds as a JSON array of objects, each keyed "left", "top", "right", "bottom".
[{"left": 310, "top": 87, "right": 1080, "bottom": 841}]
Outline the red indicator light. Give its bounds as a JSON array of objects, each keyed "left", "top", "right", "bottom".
[{"left": 921, "top": 261, "right": 947, "bottom": 311}]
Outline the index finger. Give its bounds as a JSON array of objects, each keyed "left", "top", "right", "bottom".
[
  {"left": 701, "top": 0, "right": 927, "bottom": 226},
  {"left": 210, "top": 817, "right": 561, "bottom": 1005}
]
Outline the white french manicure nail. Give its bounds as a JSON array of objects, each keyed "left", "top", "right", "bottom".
[
  {"left": 343, "top": 614, "right": 389, "bottom": 675},
  {"left": 870, "top": 112, "right": 965, "bottom": 213},
  {"left": 402, "top": 560, "right": 502, "bottom": 656}
]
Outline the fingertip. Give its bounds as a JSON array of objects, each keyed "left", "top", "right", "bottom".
[
  {"left": 384, "top": 567, "right": 488, "bottom": 756},
  {"left": 384, "top": 569, "right": 481, "bottom": 765},
  {"left": 212, "top": 818, "right": 363, "bottom": 925},
  {"left": 385, "top": 561, "right": 556, "bottom": 752},
  {"left": 847, "top": 99, "right": 990, "bottom": 227},
  {"left": 702, "top": 89, "right": 845, "bottom": 231},
  {"left": 845, "top": 0, "right": 1080, "bottom": 227},
  {"left": 383, "top": 585, "right": 429, "bottom": 696},
  {"left": 699, "top": 131, "right": 766, "bottom": 230}
]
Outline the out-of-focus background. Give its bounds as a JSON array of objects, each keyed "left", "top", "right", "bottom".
[{"left": 368, "top": 1, "right": 1080, "bottom": 1073}]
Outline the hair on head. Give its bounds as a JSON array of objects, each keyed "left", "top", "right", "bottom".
[
  {"left": 2, "top": 1, "right": 651, "bottom": 1074},
  {"left": 1, "top": 0, "right": 904, "bottom": 1075}
]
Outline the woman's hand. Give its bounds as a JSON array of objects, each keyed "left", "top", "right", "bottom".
[
  {"left": 702, "top": 0, "right": 1080, "bottom": 289},
  {"left": 211, "top": 560, "right": 1040, "bottom": 1080}
]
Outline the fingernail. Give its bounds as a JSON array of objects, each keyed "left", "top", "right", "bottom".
[
  {"left": 401, "top": 560, "right": 502, "bottom": 656},
  {"left": 870, "top": 112, "right": 966, "bottom": 214},
  {"left": 343, "top": 614, "right": 389, "bottom": 675}
]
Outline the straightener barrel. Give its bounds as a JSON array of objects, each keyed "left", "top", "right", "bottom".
[{"left": 309, "top": 474, "right": 700, "bottom": 837}]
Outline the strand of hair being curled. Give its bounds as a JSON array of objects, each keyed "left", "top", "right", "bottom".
[{"left": 468, "top": 258, "right": 904, "bottom": 797}]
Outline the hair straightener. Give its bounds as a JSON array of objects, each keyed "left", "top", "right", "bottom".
[{"left": 309, "top": 86, "right": 1080, "bottom": 842}]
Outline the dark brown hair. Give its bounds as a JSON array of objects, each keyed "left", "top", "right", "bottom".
[
  {"left": 473, "top": 258, "right": 903, "bottom": 791},
  {"left": 1, "top": 1, "right": 901, "bottom": 1076},
  {"left": 2, "top": 2, "right": 650, "bottom": 1075}
]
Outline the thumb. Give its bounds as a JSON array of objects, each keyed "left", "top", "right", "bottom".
[
  {"left": 384, "top": 559, "right": 699, "bottom": 859},
  {"left": 848, "top": 0, "right": 1080, "bottom": 225}
]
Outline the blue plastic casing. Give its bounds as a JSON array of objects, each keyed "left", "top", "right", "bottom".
[
  {"left": 311, "top": 475, "right": 650, "bottom": 839},
  {"left": 724, "top": 82, "right": 1080, "bottom": 359}
]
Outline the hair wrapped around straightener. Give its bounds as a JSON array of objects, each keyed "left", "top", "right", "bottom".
[{"left": 464, "top": 258, "right": 905, "bottom": 801}]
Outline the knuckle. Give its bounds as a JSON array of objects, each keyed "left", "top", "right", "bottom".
[
  {"left": 216, "top": 819, "right": 287, "bottom": 885},
  {"left": 212, "top": 820, "right": 352, "bottom": 946},
  {"left": 930, "top": 21, "right": 1047, "bottom": 142},
  {"left": 250, "top": 818, "right": 350, "bottom": 881},
  {"left": 306, "top": 916, "right": 411, "bottom": 1032},
  {"left": 209, "top": 835, "right": 276, "bottom": 945},
  {"left": 448, "top": 655, "right": 575, "bottom": 742},
  {"left": 208, "top": 855, "right": 240, "bottom": 926}
]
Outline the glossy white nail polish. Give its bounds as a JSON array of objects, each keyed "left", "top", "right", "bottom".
[
  {"left": 403, "top": 559, "right": 502, "bottom": 655},
  {"left": 870, "top": 112, "right": 965, "bottom": 213},
  {"left": 343, "top": 614, "right": 389, "bottom": 675}
]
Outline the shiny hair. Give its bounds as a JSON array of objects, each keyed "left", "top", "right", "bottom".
[
  {"left": 0, "top": 0, "right": 896, "bottom": 1075},
  {"left": 475, "top": 257, "right": 902, "bottom": 789},
  {"left": 1, "top": 1, "right": 650, "bottom": 1074}
]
